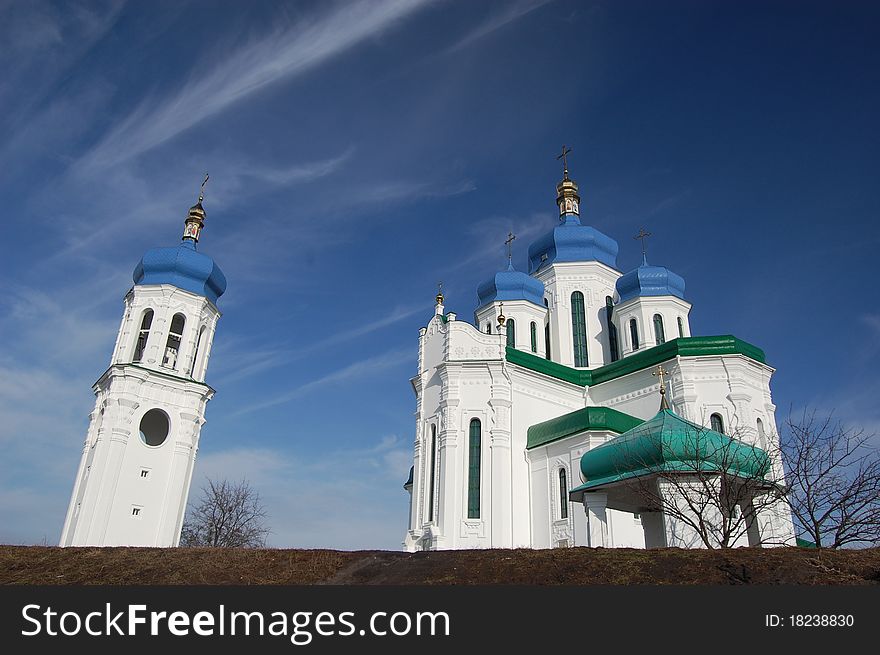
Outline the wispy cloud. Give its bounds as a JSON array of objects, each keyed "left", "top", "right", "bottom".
[
  {"left": 862, "top": 314, "right": 880, "bottom": 337},
  {"left": 230, "top": 347, "right": 413, "bottom": 417},
  {"left": 237, "top": 147, "right": 355, "bottom": 187},
  {"left": 444, "top": 0, "right": 554, "bottom": 54},
  {"left": 214, "top": 302, "right": 425, "bottom": 385},
  {"left": 192, "top": 434, "right": 411, "bottom": 548},
  {"left": 0, "top": 0, "right": 124, "bottom": 132},
  {"left": 79, "top": 0, "right": 434, "bottom": 171}
]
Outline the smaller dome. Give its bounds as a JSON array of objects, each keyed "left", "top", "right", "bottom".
[
  {"left": 133, "top": 240, "right": 227, "bottom": 305},
  {"left": 476, "top": 262, "right": 545, "bottom": 311},
  {"left": 615, "top": 263, "right": 685, "bottom": 303}
]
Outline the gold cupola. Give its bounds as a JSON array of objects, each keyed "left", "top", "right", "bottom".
[
  {"left": 182, "top": 174, "right": 209, "bottom": 243},
  {"left": 555, "top": 146, "right": 580, "bottom": 219}
]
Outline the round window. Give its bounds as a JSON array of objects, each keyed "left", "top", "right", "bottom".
[{"left": 139, "top": 409, "right": 169, "bottom": 446}]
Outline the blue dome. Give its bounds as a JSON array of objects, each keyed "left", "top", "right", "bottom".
[
  {"left": 527, "top": 216, "right": 619, "bottom": 273},
  {"left": 133, "top": 240, "right": 227, "bottom": 305},
  {"left": 476, "top": 262, "right": 545, "bottom": 311},
  {"left": 615, "top": 262, "right": 685, "bottom": 303}
]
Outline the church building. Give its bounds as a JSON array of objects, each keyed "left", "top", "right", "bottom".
[
  {"left": 60, "top": 185, "right": 225, "bottom": 547},
  {"left": 403, "top": 155, "right": 795, "bottom": 550}
]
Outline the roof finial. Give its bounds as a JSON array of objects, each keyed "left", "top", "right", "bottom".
[
  {"left": 505, "top": 231, "right": 516, "bottom": 268},
  {"left": 198, "top": 172, "right": 209, "bottom": 203},
  {"left": 557, "top": 145, "right": 572, "bottom": 180},
  {"left": 653, "top": 365, "right": 670, "bottom": 411},
  {"left": 634, "top": 227, "right": 652, "bottom": 265},
  {"left": 555, "top": 145, "right": 580, "bottom": 220},
  {"left": 183, "top": 174, "right": 209, "bottom": 243},
  {"left": 435, "top": 280, "right": 444, "bottom": 306}
]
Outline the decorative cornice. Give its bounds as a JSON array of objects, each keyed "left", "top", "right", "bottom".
[{"left": 506, "top": 335, "right": 767, "bottom": 389}]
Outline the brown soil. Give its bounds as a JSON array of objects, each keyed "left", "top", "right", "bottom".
[{"left": 1, "top": 545, "right": 878, "bottom": 585}]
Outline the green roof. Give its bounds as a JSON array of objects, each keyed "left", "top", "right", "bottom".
[
  {"left": 570, "top": 409, "right": 771, "bottom": 498},
  {"left": 505, "top": 335, "right": 767, "bottom": 388},
  {"left": 527, "top": 406, "right": 643, "bottom": 449}
]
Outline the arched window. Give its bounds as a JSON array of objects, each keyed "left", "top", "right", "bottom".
[
  {"left": 677, "top": 316, "right": 685, "bottom": 338},
  {"left": 506, "top": 318, "right": 516, "bottom": 347},
  {"left": 653, "top": 314, "right": 666, "bottom": 346},
  {"left": 162, "top": 313, "right": 186, "bottom": 370},
  {"left": 710, "top": 413, "right": 725, "bottom": 434},
  {"left": 485, "top": 323, "right": 491, "bottom": 334},
  {"left": 189, "top": 325, "right": 206, "bottom": 377},
  {"left": 132, "top": 309, "right": 153, "bottom": 363},
  {"left": 605, "top": 296, "right": 619, "bottom": 362},
  {"left": 559, "top": 468, "right": 568, "bottom": 520},
  {"left": 468, "top": 419, "right": 481, "bottom": 519},
  {"left": 756, "top": 418, "right": 766, "bottom": 448},
  {"left": 630, "top": 318, "right": 640, "bottom": 351},
  {"left": 571, "top": 291, "right": 588, "bottom": 367},
  {"left": 530, "top": 322, "right": 537, "bottom": 353},
  {"left": 428, "top": 425, "right": 437, "bottom": 522},
  {"left": 545, "top": 323, "right": 551, "bottom": 360}
]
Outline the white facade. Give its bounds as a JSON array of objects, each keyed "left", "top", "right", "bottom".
[
  {"left": 403, "top": 172, "right": 794, "bottom": 552},
  {"left": 61, "top": 200, "right": 224, "bottom": 547}
]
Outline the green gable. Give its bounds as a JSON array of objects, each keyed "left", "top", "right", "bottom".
[
  {"left": 527, "top": 406, "right": 643, "bottom": 449},
  {"left": 505, "top": 335, "right": 767, "bottom": 389}
]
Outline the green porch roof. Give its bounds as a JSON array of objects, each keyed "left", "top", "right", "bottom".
[
  {"left": 570, "top": 409, "right": 771, "bottom": 497},
  {"left": 527, "top": 406, "right": 643, "bottom": 449},
  {"left": 505, "top": 335, "right": 767, "bottom": 388}
]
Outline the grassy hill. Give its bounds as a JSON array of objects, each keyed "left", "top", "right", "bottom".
[{"left": 2, "top": 546, "right": 879, "bottom": 585}]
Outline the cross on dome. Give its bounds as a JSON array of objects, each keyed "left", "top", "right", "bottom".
[{"left": 653, "top": 364, "right": 670, "bottom": 410}]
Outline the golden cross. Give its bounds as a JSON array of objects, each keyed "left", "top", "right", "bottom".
[
  {"left": 556, "top": 145, "right": 572, "bottom": 179},
  {"left": 505, "top": 231, "right": 516, "bottom": 263},
  {"left": 634, "top": 227, "right": 652, "bottom": 262},
  {"left": 653, "top": 365, "right": 670, "bottom": 410},
  {"left": 436, "top": 280, "right": 444, "bottom": 304},
  {"left": 198, "top": 172, "right": 210, "bottom": 203},
  {"left": 652, "top": 365, "right": 668, "bottom": 388}
]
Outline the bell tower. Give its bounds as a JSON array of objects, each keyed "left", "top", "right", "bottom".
[{"left": 60, "top": 181, "right": 227, "bottom": 547}]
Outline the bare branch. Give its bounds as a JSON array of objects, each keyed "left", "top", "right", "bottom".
[
  {"left": 180, "top": 478, "right": 270, "bottom": 548},
  {"left": 780, "top": 409, "right": 880, "bottom": 549}
]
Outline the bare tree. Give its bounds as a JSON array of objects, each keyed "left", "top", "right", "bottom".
[
  {"left": 180, "top": 478, "right": 270, "bottom": 548},
  {"left": 605, "top": 421, "right": 789, "bottom": 548},
  {"left": 780, "top": 410, "right": 880, "bottom": 549}
]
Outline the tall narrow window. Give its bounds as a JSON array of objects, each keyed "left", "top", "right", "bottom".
[
  {"left": 163, "top": 313, "right": 186, "bottom": 369},
  {"left": 485, "top": 323, "right": 491, "bottom": 334},
  {"left": 530, "top": 322, "right": 537, "bottom": 353},
  {"left": 677, "top": 316, "right": 685, "bottom": 338},
  {"left": 428, "top": 425, "right": 437, "bottom": 522},
  {"left": 545, "top": 324, "right": 551, "bottom": 360},
  {"left": 630, "top": 318, "right": 640, "bottom": 351},
  {"left": 506, "top": 318, "right": 516, "bottom": 347},
  {"left": 558, "top": 468, "right": 568, "bottom": 519},
  {"left": 189, "top": 325, "right": 206, "bottom": 377},
  {"left": 710, "top": 413, "right": 725, "bottom": 434},
  {"left": 605, "top": 296, "right": 619, "bottom": 362},
  {"left": 571, "top": 291, "right": 588, "bottom": 367},
  {"left": 133, "top": 309, "right": 153, "bottom": 363},
  {"left": 653, "top": 314, "right": 666, "bottom": 346},
  {"left": 756, "top": 418, "right": 766, "bottom": 448},
  {"left": 468, "top": 419, "right": 481, "bottom": 519}
]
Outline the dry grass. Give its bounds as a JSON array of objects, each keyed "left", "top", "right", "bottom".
[{"left": 1, "top": 545, "right": 878, "bottom": 585}]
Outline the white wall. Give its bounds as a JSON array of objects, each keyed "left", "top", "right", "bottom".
[{"left": 60, "top": 285, "right": 219, "bottom": 547}]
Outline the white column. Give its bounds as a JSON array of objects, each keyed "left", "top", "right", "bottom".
[{"left": 583, "top": 492, "right": 609, "bottom": 547}]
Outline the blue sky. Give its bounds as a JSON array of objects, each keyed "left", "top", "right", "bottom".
[{"left": 0, "top": 0, "right": 877, "bottom": 549}]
